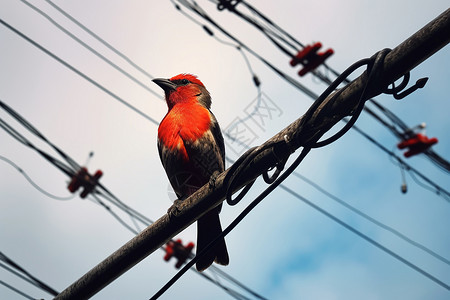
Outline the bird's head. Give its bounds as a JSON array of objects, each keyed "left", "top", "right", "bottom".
[{"left": 153, "top": 74, "right": 211, "bottom": 110}]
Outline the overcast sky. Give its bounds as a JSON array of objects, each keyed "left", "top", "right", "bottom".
[{"left": 1, "top": 1, "right": 449, "bottom": 299}]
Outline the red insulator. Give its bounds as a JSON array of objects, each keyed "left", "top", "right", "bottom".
[
  {"left": 290, "top": 42, "right": 334, "bottom": 76},
  {"left": 67, "top": 167, "right": 88, "bottom": 193},
  {"left": 397, "top": 133, "right": 438, "bottom": 158},
  {"left": 68, "top": 167, "right": 103, "bottom": 198},
  {"left": 298, "top": 48, "right": 334, "bottom": 76},
  {"left": 163, "top": 239, "right": 194, "bottom": 269}
]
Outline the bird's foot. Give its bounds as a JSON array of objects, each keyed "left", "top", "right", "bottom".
[
  {"left": 209, "top": 171, "right": 220, "bottom": 189},
  {"left": 167, "top": 199, "right": 183, "bottom": 219}
]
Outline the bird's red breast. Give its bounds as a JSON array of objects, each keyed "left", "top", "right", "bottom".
[{"left": 158, "top": 102, "right": 212, "bottom": 161}]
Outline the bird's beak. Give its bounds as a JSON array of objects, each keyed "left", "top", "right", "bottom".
[{"left": 152, "top": 78, "right": 177, "bottom": 92}]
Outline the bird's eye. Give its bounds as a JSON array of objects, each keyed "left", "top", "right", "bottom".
[{"left": 181, "top": 79, "right": 189, "bottom": 85}]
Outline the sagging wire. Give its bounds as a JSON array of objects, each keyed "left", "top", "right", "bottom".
[
  {"left": 0, "top": 98, "right": 268, "bottom": 299},
  {"left": 0, "top": 155, "right": 75, "bottom": 201},
  {"left": 5, "top": 3, "right": 448, "bottom": 294},
  {"left": 210, "top": 0, "right": 450, "bottom": 173},
  {"left": 172, "top": 0, "right": 261, "bottom": 89}
]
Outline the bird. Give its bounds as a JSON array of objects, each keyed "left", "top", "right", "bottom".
[{"left": 153, "top": 73, "right": 229, "bottom": 271}]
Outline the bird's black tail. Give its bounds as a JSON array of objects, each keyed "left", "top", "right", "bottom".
[{"left": 195, "top": 208, "right": 229, "bottom": 271}]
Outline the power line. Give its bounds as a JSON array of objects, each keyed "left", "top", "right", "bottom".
[
  {"left": 0, "top": 18, "right": 159, "bottom": 126},
  {"left": 173, "top": 0, "right": 318, "bottom": 99},
  {"left": 279, "top": 184, "right": 450, "bottom": 291},
  {"left": 1, "top": 38, "right": 448, "bottom": 296},
  {"left": 0, "top": 251, "right": 59, "bottom": 296},
  {"left": 19, "top": 0, "right": 163, "bottom": 101},
  {"left": 3, "top": 10, "right": 447, "bottom": 204},
  {"left": 43, "top": 0, "right": 157, "bottom": 82},
  {"left": 170, "top": 0, "right": 450, "bottom": 202},
  {"left": 0, "top": 280, "right": 35, "bottom": 300},
  {"left": 151, "top": 46, "right": 450, "bottom": 298},
  {"left": 209, "top": 0, "right": 450, "bottom": 172},
  {"left": 0, "top": 99, "right": 268, "bottom": 300},
  {"left": 351, "top": 125, "right": 450, "bottom": 202},
  {"left": 0, "top": 154, "right": 75, "bottom": 201},
  {"left": 3, "top": 3, "right": 450, "bottom": 296},
  {"left": 2, "top": 53, "right": 448, "bottom": 297},
  {"left": 291, "top": 172, "right": 450, "bottom": 266}
]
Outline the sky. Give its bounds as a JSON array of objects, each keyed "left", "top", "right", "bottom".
[{"left": 0, "top": 0, "right": 449, "bottom": 299}]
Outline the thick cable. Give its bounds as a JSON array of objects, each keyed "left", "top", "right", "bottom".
[
  {"left": 149, "top": 146, "right": 311, "bottom": 299},
  {"left": 0, "top": 252, "right": 59, "bottom": 296}
]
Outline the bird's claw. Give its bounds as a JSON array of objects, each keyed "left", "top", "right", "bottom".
[
  {"left": 167, "top": 199, "right": 183, "bottom": 218},
  {"left": 209, "top": 171, "right": 220, "bottom": 189}
]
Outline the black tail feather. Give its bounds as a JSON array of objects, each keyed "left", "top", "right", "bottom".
[{"left": 195, "top": 209, "right": 229, "bottom": 271}]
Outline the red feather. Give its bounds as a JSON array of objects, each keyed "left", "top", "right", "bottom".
[
  {"left": 158, "top": 103, "right": 211, "bottom": 161},
  {"left": 170, "top": 73, "right": 205, "bottom": 87}
]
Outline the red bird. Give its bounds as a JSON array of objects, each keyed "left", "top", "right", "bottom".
[{"left": 153, "top": 74, "right": 229, "bottom": 271}]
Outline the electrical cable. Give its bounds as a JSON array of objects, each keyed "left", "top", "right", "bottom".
[
  {"left": 208, "top": 0, "right": 450, "bottom": 172},
  {"left": 173, "top": 0, "right": 318, "bottom": 99},
  {"left": 1, "top": 65, "right": 446, "bottom": 298},
  {"left": 43, "top": 0, "right": 157, "bottom": 81},
  {"left": 172, "top": 0, "right": 450, "bottom": 180},
  {"left": 0, "top": 101, "right": 80, "bottom": 172},
  {"left": 90, "top": 194, "right": 140, "bottom": 235},
  {"left": 2, "top": 5, "right": 446, "bottom": 296},
  {"left": 19, "top": 0, "right": 163, "bottom": 101},
  {"left": 0, "top": 19, "right": 159, "bottom": 126},
  {"left": 4, "top": 9, "right": 446, "bottom": 202},
  {"left": 0, "top": 261, "right": 43, "bottom": 293},
  {"left": 0, "top": 97, "right": 268, "bottom": 299},
  {"left": 291, "top": 172, "right": 450, "bottom": 266},
  {"left": 0, "top": 116, "right": 76, "bottom": 178},
  {"left": 278, "top": 184, "right": 450, "bottom": 291},
  {"left": 0, "top": 154, "right": 75, "bottom": 201},
  {"left": 0, "top": 280, "right": 35, "bottom": 300},
  {"left": 149, "top": 146, "right": 312, "bottom": 300},
  {"left": 150, "top": 50, "right": 449, "bottom": 298},
  {"left": 91, "top": 189, "right": 267, "bottom": 299},
  {"left": 351, "top": 125, "right": 450, "bottom": 202},
  {"left": 0, "top": 251, "right": 59, "bottom": 296}
]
